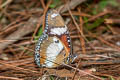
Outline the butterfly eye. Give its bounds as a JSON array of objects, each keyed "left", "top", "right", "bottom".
[{"left": 55, "top": 40, "right": 59, "bottom": 43}]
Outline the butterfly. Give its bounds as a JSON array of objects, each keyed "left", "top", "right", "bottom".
[{"left": 35, "top": 9, "right": 73, "bottom": 68}]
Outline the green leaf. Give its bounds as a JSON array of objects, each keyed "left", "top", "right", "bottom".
[
  {"left": 98, "top": 0, "right": 108, "bottom": 11},
  {"left": 83, "top": 16, "right": 89, "bottom": 22},
  {"left": 109, "top": 0, "right": 119, "bottom": 7},
  {"left": 91, "top": 0, "right": 119, "bottom": 15},
  {"left": 98, "top": 0, "right": 119, "bottom": 12},
  {"left": 86, "top": 18, "right": 104, "bottom": 30},
  {"left": 49, "top": 0, "right": 61, "bottom": 8},
  {"left": 92, "top": 8, "right": 97, "bottom": 15},
  {"left": 110, "top": 76, "right": 115, "bottom": 80},
  {"left": 49, "top": 4, "right": 56, "bottom": 8},
  {"left": 50, "top": 75, "right": 54, "bottom": 80},
  {"left": 34, "top": 26, "right": 43, "bottom": 40},
  {"left": 37, "top": 27, "right": 43, "bottom": 36}
]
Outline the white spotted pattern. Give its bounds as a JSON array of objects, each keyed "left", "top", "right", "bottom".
[{"left": 45, "top": 37, "right": 64, "bottom": 68}]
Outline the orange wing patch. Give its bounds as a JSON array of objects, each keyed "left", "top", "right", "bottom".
[{"left": 60, "top": 35, "right": 70, "bottom": 57}]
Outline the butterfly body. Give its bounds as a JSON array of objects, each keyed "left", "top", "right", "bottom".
[{"left": 35, "top": 9, "right": 73, "bottom": 68}]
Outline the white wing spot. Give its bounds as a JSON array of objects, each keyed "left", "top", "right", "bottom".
[
  {"left": 51, "top": 13, "right": 59, "bottom": 18},
  {"left": 50, "top": 26, "right": 68, "bottom": 35}
]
